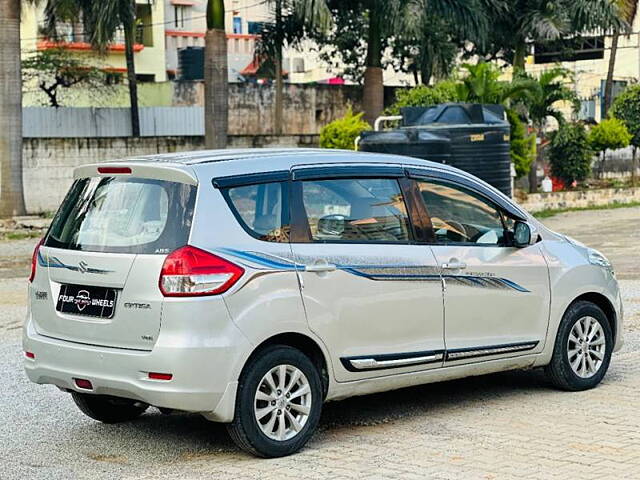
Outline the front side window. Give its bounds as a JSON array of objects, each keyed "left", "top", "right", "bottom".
[
  {"left": 300, "top": 178, "right": 411, "bottom": 243},
  {"left": 45, "top": 177, "right": 196, "bottom": 253},
  {"left": 224, "top": 182, "right": 289, "bottom": 242},
  {"left": 416, "top": 180, "right": 506, "bottom": 245}
]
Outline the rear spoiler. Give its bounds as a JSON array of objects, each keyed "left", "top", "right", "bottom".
[{"left": 74, "top": 162, "right": 198, "bottom": 186}]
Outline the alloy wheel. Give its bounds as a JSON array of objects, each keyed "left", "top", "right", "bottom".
[
  {"left": 253, "top": 364, "right": 312, "bottom": 441},
  {"left": 567, "top": 316, "right": 606, "bottom": 379}
]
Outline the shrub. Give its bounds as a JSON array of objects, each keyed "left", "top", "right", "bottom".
[
  {"left": 549, "top": 123, "right": 593, "bottom": 186},
  {"left": 320, "top": 107, "right": 371, "bottom": 150},
  {"left": 507, "top": 109, "right": 536, "bottom": 179},
  {"left": 385, "top": 80, "right": 458, "bottom": 115},
  {"left": 588, "top": 118, "right": 632, "bottom": 177}
]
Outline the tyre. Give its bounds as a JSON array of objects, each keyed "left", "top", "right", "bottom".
[
  {"left": 227, "top": 345, "right": 323, "bottom": 458},
  {"left": 71, "top": 392, "right": 148, "bottom": 424},
  {"left": 545, "top": 301, "right": 613, "bottom": 391}
]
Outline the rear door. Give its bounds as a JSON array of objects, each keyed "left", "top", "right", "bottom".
[
  {"left": 31, "top": 172, "right": 196, "bottom": 351},
  {"left": 289, "top": 166, "right": 445, "bottom": 382}
]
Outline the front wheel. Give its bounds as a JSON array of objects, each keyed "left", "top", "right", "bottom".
[
  {"left": 227, "top": 345, "right": 323, "bottom": 457},
  {"left": 72, "top": 392, "right": 148, "bottom": 423},
  {"left": 545, "top": 301, "right": 613, "bottom": 391}
]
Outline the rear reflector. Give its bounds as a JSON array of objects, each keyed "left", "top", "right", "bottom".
[
  {"left": 97, "top": 167, "right": 132, "bottom": 175},
  {"left": 148, "top": 372, "right": 173, "bottom": 381},
  {"left": 74, "top": 378, "right": 93, "bottom": 390},
  {"left": 25, "top": 351, "right": 35, "bottom": 359},
  {"left": 159, "top": 245, "right": 244, "bottom": 297}
]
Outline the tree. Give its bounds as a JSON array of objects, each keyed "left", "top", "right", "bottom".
[
  {"left": 588, "top": 118, "right": 631, "bottom": 178},
  {"left": 43, "top": 0, "right": 143, "bottom": 137},
  {"left": 603, "top": 0, "right": 637, "bottom": 116},
  {"left": 22, "top": 48, "right": 113, "bottom": 108},
  {"left": 610, "top": 84, "right": 640, "bottom": 185},
  {"left": 315, "top": 0, "right": 492, "bottom": 126},
  {"left": 256, "top": 0, "right": 332, "bottom": 135},
  {"left": 0, "top": 0, "right": 28, "bottom": 217},
  {"left": 204, "top": 0, "right": 228, "bottom": 149},
  {"left": 519, "top": 67, "right": 579, "bottom": 192},
  {"left": 384, "top": 80, "right": 458, "bottom": 115},
  {"left": 454, "top": 63, "right": 537, "bottom": 105},
  {"left": 507, "top": 109, "right": 536, "bottom": 179},
  {"left": 549, "top": 122, "right": 593, "bottom": 187}
]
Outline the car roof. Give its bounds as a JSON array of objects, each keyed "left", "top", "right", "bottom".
[{"left": 120, "top": 148, "right": 444, "bottom": 167}]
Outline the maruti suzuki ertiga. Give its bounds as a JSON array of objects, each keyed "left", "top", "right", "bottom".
[{"left": 24, "top": 149, "right": 622, "bottom": 457}]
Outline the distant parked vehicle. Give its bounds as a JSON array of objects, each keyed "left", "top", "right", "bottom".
[{"left": 24, "top": 149, "right": 622, "bottom": 457}]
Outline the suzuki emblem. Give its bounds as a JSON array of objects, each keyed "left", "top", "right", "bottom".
[{"left": 78, "top": 261, "right": 89, "bottom": 274}]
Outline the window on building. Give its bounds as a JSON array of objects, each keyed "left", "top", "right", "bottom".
[
  {"left": 174, "top": 6, "right": 188, "bottom": 29},
  {"left": 248, "top": 21, "right": 265, "bottom": 34},
  {"left": 233, "top": 17, "right": 243, "bottom": 34},
  {"left": 292, "top": 57, "right": 305, "bottom": 73},
  {"left": 534, "top": 36, "right": 605, "bottom": 64}
]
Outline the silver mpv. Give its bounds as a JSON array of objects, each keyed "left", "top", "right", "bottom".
[{"left": 24, "top": 149, "right": 623, "bottom": 457}]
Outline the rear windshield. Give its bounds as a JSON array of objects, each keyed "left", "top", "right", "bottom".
[{"left": 45, "top": 177, "right": 196, "bottom": 254}]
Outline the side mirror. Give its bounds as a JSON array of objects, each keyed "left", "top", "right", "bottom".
[
  {"left": 317, "top": 214, "right": 346, "bottom": 237},
  {"left": 513, "top": 221, "right": 537, "bottom": 248}
]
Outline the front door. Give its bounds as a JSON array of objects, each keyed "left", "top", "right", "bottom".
[
  {"left": 289, "top": 170, "right": 445, "bottom": 381},
  {"left": 414, "top": 178, "right": 550, "bottom": 364}
]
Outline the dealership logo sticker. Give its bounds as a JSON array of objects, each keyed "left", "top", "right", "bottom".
[{"left": 74, "top": 290, "right": 91, "bottom": 311}]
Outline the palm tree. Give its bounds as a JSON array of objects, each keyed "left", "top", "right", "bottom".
[
  {"left": 520, "top": 67, "right": 580, "bottom": 192},
  {"left": 256, "top": 0, "right": 332, "bottom": 135},
  {"left": 361, "top": 0, "right": 491, "bottom": 126},
  {"left": 603, "top": 0, "right": 637, "bottom": 116},
  {"left": 455, "top": 63, "right": 537, "bottom": 106},
  {"left": 204, "top": 0, "right": 227, "bottom": 149},
  {"left": 0, "top": 0, "right": 28, "bottom": 216},
  {"left": 44, "top": 0, "right": 142, "bottom": 137}
]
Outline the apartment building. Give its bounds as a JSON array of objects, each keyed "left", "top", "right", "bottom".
[
  {"left": 524, "top": 15, "right": 640, "bottom": 122},
  {"left": 21, "top": 0, "right": 168, "bottom": 84}
]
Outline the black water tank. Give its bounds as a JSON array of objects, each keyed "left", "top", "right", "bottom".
[
  {"left": 178, "top": 46, "right": 204, "bottom": 81},
  {"left": 359, "top": 103, "right": 512, "bottom": 196}
]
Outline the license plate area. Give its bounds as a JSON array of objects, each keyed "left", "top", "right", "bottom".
[{"left": 56, "top": 284, "right": 117, "bottom": 319}]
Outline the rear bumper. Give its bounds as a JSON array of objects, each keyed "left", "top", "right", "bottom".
[{"left": 23, "top": 314, "right": 250, "bottom": 422}]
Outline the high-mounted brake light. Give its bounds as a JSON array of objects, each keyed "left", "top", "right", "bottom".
[
  {"left": 97, "top": 166, "right": 132, "bottom": 175},
  {"left": 159, "top": 246, "right": 244, "bottom": 297},
  {"left": 29, "top": 238, "right": 44, "bottom": 283}
]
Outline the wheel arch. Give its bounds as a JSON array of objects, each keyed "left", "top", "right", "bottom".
[
  {"left": 567, "top": 292, "right": 617, "bottom": 344},
  {"left": 241, "top": 332, "right": 330, "bottom": 400}
]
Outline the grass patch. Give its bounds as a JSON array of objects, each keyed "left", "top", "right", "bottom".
[
  {"left": 1, "top": 231, "right": 43, "bottom": 241},
  {"left": 533, "top": 201, "right": 640, "bottom": 219}
]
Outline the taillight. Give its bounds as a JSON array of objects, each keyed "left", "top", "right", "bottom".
[
  {"left": 29, "top": 238, "right": 44, "bottom": 283},
  {"left": 159, "top": 246, "right": 244, "bottom": 297}
]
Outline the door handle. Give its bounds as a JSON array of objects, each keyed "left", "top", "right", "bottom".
[
  {"left": 305, "top": 262, "right": 337, "bottom": 273},
  {"left": 441, "top": 261, "right": 467, "bottom": 270}
]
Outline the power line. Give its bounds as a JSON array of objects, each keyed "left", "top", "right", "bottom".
[{"left": 20, "top": 0, "right": 268, "bottom": 43}]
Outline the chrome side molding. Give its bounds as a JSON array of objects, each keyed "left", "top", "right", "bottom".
[
  {"left": 445, "top": 341, "right": 539, "bottom": 361},
  {"left": 350, "top": 353, "right": 444, "bottom": 371}
]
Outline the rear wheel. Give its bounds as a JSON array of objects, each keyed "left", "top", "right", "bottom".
[
  {"left": 545, "top": 301, "right": 613, "bottom": 391},
  {"left": 227, "top": 345, "right": 322, "bottom": 457},
  {"left": 71, "top": 392, "right": 148, "bottom": 423}
]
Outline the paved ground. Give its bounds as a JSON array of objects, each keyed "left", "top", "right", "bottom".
[{"left": 1, "top": 207, "right": 639, "bottom": 480}]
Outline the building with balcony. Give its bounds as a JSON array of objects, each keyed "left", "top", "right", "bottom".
[{"left": 21, "top": 0, "right": 168, "bottom": 84}]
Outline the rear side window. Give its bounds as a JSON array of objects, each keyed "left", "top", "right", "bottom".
[
  {"left": 224, "top": 182, "right": 289, "bottom": 242},
  {"left": 45, "top": 177, "right": 196, "bottom": 254},
  {"left": 299, "top": 178, "right": 411, "bottom": 243}
]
